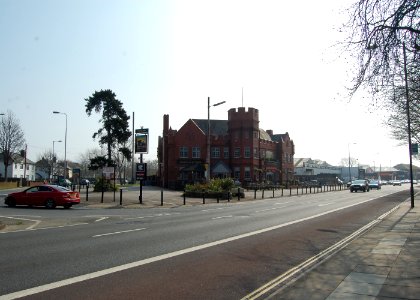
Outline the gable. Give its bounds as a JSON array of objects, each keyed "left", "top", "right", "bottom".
[
  {"left": 212, "top": 161, "right": 231, "bottom": 174},
  {"left": 175, "top": 119, "right": 206, "bottom": 145}
]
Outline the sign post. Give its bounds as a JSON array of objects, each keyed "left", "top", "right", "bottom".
[{"left": 135, "top": 128, "right": 149, "bottom": 203}]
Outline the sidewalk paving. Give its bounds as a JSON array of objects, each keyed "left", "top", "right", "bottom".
[
  {"left": 266, "top": 196, "right": 420, "bottom": 300},
  {"left": 77, "top": 185, "right": 346, "bottom": 209}
]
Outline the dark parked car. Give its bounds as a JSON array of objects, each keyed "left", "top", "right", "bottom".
[
  {"left": 5, "top": 185, "right": 80, "bottom": 209},
  {"left": 58, "top": 178, "right": 72, "bottom": 187},
  {"left": 368, "top": 180, "right": 381, "bottom": 190},
  {"left": 350, "top": 179, "right": 370, "bottom": 192},
  {"left": 80, "top": 179, "right": 90, "bottom": 186}
]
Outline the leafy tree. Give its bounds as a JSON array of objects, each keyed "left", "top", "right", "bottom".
[
  {"left": 85, "top": 89, "right": 131, "bottom": 167},
  {"left": 0, "top": 110, "right": 25, "bottom": 181}
]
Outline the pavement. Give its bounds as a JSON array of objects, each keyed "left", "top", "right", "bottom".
[{"left": 260, "top": 194, "right": 420, "bottom": 300}]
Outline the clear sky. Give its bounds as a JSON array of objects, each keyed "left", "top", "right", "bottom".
[{"left": 1, "top": 0, "right": 416, "bottom": 168}]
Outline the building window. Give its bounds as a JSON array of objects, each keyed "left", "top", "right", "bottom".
[
  {"left": 20, "top": 164, "right": 23, "bottom": 169},
  {"left": 254, "top": 148, "right": 258, "bottom": 158},
  {"left": 192, "top": 147, "right": 200, "bottom": 158},
  {"left": 26, "top": 165, "right": 29, "bottom": 170},
  {"left": 211, "top": 147, "right": 220, "bottom": 158},
  {"left": 234, "top": 147, "right": 241, "bottom": 158},
  {"left": 244, "top": 146, "right": 251, "bottom": 158},
  {"left": 224, "top": 147, "right": 229, "bottom": 159},
  {"left": 15, "top": 164, "right": 17, "bottom": 169},
  {"left": 244, "top": 167, "right": 251, "bottom": 180},
  {"left": 179, "top": 146, "right": 188, "bottom": 158},
  {"left": 234, "top": 167, "right": 240, "bottom": 179}
]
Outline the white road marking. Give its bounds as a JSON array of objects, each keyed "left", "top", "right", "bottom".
[
  {"left": 94, "top": 217, "right": 109, "bottom": 222},
  {"left": 202, "top": 207, "right": 225, "bottom": 212},
  {"left": 318, "top": 202, "right": 333, "bottom": 207},
  {"left": 26, "top": 220, "right": 42, "bottom": 230},
  {"left": 0, "top": 223, "right": 89, "bottom": 234},
  {"left": 242, "top": 203, "right": 403, "bottom": 300},
  {"left": 0, "top": 216, "right": 41, "bottom": 230},
  {"left": 255, "top": 207, "right": 281, "bottom": 213},
  {"left": 1, "top": 215, "right": 42, "bottom": 218},
  {"left": 92, "top": 228, "right": 146, "bottom": 238},
  {"left": 274, "top": 201, "right": 292, "bottom": 205},
  {"left": 212, "top": 215, "right": 233, "bottom": 220},
  {"left": 0, "top": 196, "right": 398, "bottom": 299}
]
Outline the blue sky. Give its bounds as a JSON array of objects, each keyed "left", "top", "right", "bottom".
[{"left": 1, "top": 0, "right": 416, "bottom": 168}]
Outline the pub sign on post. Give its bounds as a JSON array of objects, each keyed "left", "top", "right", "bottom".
[
  {"left": 135, "top": 128, "right": 149, "bottom": 154},
  {"left": 136, "top": 163, "right": 147, "bottom": 180}
]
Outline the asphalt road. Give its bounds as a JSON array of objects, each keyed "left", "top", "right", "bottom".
[{"left": 0, "top": 185, "right": 411, "bottom": 299}]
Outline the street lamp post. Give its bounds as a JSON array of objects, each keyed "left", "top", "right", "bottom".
[
  {"left": 206, "top": 97, "right": 226, "bottom": 182},
  {"left": 348, "top": 143, "right": 356, "bottom": 182},
  {"left": 53, "top": 111, "right": 67, "bottom": 180},
  {"left": 403, "top": 42, "right": 415, "bottom": 208},
  {"left": 52, "top": 140, "right": 62, "bottom": 181}
]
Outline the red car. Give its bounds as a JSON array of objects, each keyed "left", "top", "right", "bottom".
[{"left": 5, "top": 185, "right": 80, "bottom": 209}]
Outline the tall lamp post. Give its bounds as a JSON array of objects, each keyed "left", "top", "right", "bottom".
[
  {"left": 348, "top": 142, "right": 356, "bottom": 182},
  {"left": 52, "top": 140, "right": 62, "bottom": 181},
  {"left": 403, "top": 42, "right": 415, "bottom": 208},
  {"left": 53, "top": 111, "right": 67, "bottom": 180},
  {"left": 207, "top": 97, "right": 226, "bottom": 182}
]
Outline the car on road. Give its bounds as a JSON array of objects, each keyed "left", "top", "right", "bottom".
[
  {"left": 4, "top": 185, "right": 80, "bottom": 209},
  {"left": 59, "top": 178, "right": 72, "bottom": 187},
  {"left": 80, "top": 178, "right": 90, "bottom": 186},
  {"left": 392, "top": 180, "right": 402, "bottom": 186},
  {"left": 350, "top": 179, "right": 370, "bottom": 192},
  {"left": 368, "top": 180, "right": 381, "bottom": 190}
]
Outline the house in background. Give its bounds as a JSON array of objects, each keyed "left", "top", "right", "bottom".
[
  {"left": 0, "top": 153, "right": 36, "bottom": 181},
  {"left": 158, "top": 107, "right": 295, "bottom": 189}
]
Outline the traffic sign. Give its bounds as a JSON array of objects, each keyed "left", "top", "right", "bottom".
[
  {"left": 411, "top": 143, "right": 418, "bottom": 155},
  {"left": 136, "top": 163, "right": 147, "bottom": 180}
]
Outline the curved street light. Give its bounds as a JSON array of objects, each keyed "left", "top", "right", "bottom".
[
  {"left": 53, "top": 111, "right": 67, "bottom": 180},
  {"left": 207, "top": 97, "right": 226, "bottom": 182}
]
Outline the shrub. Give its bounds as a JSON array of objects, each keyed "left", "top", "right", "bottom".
[
  {"left": 185, "top": 178, "right": 234, "bottom": 193},
  {"left": 94, "top": 177, "right": 117, "bottom": 192}
]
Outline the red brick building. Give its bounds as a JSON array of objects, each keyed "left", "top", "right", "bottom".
[{"left": 158, "top": 107, "right": 294, "bottom": 189}]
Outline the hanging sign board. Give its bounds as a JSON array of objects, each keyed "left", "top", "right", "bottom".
[
  {"left": 136, "top": 163, "right": 147, "bottom": 180},
  {"left": 135, "top": 128, "right": 149, "bottom": 154}
]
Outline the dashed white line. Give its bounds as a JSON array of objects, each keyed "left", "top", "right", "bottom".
[
  {"left": 255, "top": 207, "right": 281, "bottom": 213},
  {"left": 92, "top": 228, "right": 146, "bottom": 238},
  {"left": 202, "top": 207, "right": 225, "bottom": 212},
  {"left": 212, "top": 215, "right": 233, "bottom": 220},
  {"left": 95, "top": 217, "right": 109, "bottom": 222}
]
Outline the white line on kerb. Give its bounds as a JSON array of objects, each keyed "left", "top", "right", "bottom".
[
  {"left": 0, "top": 196, "right": 395, "bottom": 300},
  {"left": 92, "top": 228, "right": 146, "bottom": 238}
]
